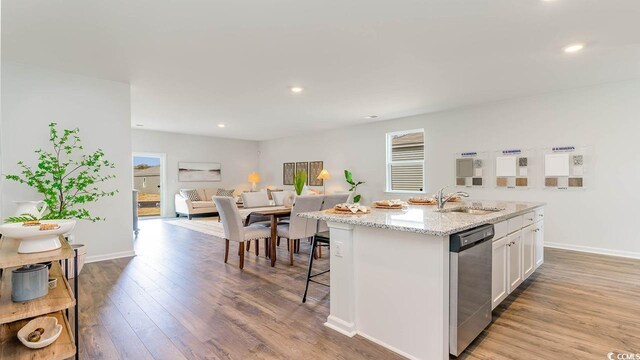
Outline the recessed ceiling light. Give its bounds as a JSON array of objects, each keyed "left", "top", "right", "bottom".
[
  {"left": 135, "top": 124, "right": 144, "bottom": 127},
  {"left": 290, "top": 86, "right": 304, "bottom": 93},
  {"left": 218, "top": 124, "right": 225, "bottom": 128},
  {"left": 364, "top": 115, "right": 378, "bottom": 119},
  {"left": 563, "top": 43, "right": 585, "bottom": 53}
]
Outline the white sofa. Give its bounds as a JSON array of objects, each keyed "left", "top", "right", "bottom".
[{"left": 175, "top": 188, "right": 223, "bottom": 219}]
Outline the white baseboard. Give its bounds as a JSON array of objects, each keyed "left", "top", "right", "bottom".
[
  {"left": 86, "top": 250, "right": 136, "bottom": 264},
  {"left": 545, "top": 242, "right": 640, "bottom": 260},
  {"left": 324, "top": 316, "right": 356, "bottom": 337}
]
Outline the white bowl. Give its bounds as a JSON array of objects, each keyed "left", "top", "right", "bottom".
[
  {"left": 0, "top": 220, "right": 76, "bottom": 253},
  {"left": 17, "top": 316, "right": 63, "bottom": 349}
]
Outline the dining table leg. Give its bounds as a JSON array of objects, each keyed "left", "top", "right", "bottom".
[{"left": 270, "top": 215, "right": 277, "bottom": 267}]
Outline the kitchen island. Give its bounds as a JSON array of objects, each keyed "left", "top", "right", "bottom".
[{"left": 300, "top": 200, "right": 545, "bottom": 360}]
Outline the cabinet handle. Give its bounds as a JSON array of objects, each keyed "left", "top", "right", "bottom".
[
  {"left": 527, "top": 218, "right": 534, "bottom": 221},
  {"left": 538, "top": 214, "right": 544, "bottom": 217}
]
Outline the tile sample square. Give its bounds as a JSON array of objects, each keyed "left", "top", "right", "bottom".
[
  {"left": 519, "top": 167, "right": 528, "bottom": 176},
  {"left": 474, "top": 159, "right": 483, "bottom": 168},
  {"left": 545, "top": 154, "right": 570, "bottom": 176},
  {"left": 472, "top": 177, "right": 483, "bottom": 186},
  {"left": 558, "top": 177, "right": 569, "bottom": 188},
  {"left": 475, "top": 168, "right": 483, "bottom": 177},
  {"left": 518, "top": 157, "right": 528, "bottom": 167},
  {"left": 516, "top": 178, "right": 528, "bottom": 187},
  {"left": 569, "top": 177, "right": 583, "bottom": 187},
  {"left": 456, "top": 158, "right": 474, "bottom": 178},
  {"left": 496, "top": 156, "right": 517, "bottom": 177},
  {"left": 456, "top": 177, "right": 466, "bottom": 186},
  {"left": 496, "top": 177, "right": 508, "bottom": 187},
  {"left": 572, "top": 166, "right": 584, "bottom": 176},
  {"left": 545, "top": 177, "right": 558, "bottom": 187},
  {"left": 573, "top": 155, "right": 584, "bottom": 166}
]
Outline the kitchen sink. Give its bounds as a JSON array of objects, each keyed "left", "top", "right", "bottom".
[{"left": 439, "top": 207, "right": 504, "bottom": 215}]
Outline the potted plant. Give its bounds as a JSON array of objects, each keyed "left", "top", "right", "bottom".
[
  {"left": 293, "top": 169, "right": 307, "bottom": 196},
  {"left": 344, "top": 170, "right": 365, "bottom": 203},
  {"left": 1, "top": 123, "right": 117, "bottom": 254}
]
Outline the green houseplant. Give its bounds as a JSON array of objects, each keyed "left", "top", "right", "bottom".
[
  {"left": 293, "top": 169, "right": 307, "bottom": 196},
  {"left": 4, "top": 123, "right": 118, "bottom": 222},
  {"left": 344, "top": 170, "right": 365, "bottom": 203}
]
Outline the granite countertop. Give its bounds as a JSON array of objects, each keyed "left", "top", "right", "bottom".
[{"left": 299, "top": 200, "right": 545, "bottom": 236}]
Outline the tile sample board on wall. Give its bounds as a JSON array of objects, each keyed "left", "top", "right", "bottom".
[
  {"left": 493, "top": 148, "right": 534, "bottom": 189},
  {"left": 454, "top": 151, "right": 488, "bottom": 188},
  {"left": 543, "top": 146, "right": 590, "bottom": 190}
]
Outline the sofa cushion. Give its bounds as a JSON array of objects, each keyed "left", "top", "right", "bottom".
[
  {"left": 191, "top": 201, "right": 215, "bottom": 209},
  {"left": 216, "top": 189, "right": 235, "bottom": 197},
  {"left": 267, "top": 188, "right": 283, "bottom": 200},
  {"left": 180, "top": 189, "right": 201, "bottom": 201},
  {"left": 196, "top": 189, "right": 208, "bottom": 200}
]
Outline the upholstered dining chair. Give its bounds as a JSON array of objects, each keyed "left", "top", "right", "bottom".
[
  {"left": 276, "top": 195, "right": 324, "bottom": 265},
  {"left": 241, "top": 191, "right": 271, "bottom": 226},
  {"left": 213, "top": 196, "right": 271, "bottom": 269},
  {"left": 272, "top": 190, "right": 295, "bottom": 206}
]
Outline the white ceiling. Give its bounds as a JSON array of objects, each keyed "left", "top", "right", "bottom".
[{"left": 3, "top": 0, "right": 640, "bottom": 141}]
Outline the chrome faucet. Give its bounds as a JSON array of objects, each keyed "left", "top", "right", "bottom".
[{"left": 436, "top": 185, "right": 469, "bottom": 210}]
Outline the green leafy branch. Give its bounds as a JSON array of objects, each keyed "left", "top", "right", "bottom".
[
  {"left": 344, "top": 170, "right": 365, "bottom": 203},
  {"left": 4, "top": 123, "right": 118, "bottom": 222}
]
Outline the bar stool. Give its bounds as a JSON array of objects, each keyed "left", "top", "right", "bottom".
[{"left": 302, "top": 231, "right": 330, "bottom": 303}]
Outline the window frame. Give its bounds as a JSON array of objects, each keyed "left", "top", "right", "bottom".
[{"left": 385, "top": 128, "right": 426, "bottom": 194}]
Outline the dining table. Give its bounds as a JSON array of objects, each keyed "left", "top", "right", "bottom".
[{"left": 239, "top": 206, "right": 292, "bottom": 267}]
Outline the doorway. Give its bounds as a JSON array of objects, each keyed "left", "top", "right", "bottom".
[{"left": 133, "top": 153, "right": 166, "bottom": 218}]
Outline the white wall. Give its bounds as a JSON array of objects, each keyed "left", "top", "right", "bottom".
[
  {"left": 1, "top": 63, "right": 134, "bottom": 262},
  {"left": 132, "top": 129, "right": 259, "bottom": 215},
  {"left": 259, "top": 80, "right": 640, "bottom": 258}
]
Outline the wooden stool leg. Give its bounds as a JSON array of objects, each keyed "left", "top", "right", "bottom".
[
  {"left": 239, "top": 242, "right": 245, "bottom": 269},
  {"left": 264, "top": 238, "right": 270, "bottom": 258},
  {"left": 246, "top": 240, "right": 251, "bottom": 252},
  {"left": 224, "top": 239, "right": 229, "bottom": 263},
  {"left": 255, "top": 240, "right": 259, "bottom": 256}
]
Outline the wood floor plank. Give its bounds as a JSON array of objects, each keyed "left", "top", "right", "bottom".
[{"left": 75, "top": 219, "right": 640, "bottom": 360}]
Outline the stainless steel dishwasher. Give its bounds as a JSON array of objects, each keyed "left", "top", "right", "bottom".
[{"left": 449, "top": 224, "right": 494, "bottom": 357}]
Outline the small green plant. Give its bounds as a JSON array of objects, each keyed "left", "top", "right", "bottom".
[
  {"left": 293, "top": 169, "right": 307, "bottom": 195},
  {"left": 344, "top": 170, "right": 365, "bottom": 203},
  {"left": 4, "top": 123, "right": 118, "bottom": 222}
]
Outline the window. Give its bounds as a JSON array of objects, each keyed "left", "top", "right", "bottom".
[{"left": 386, "top": 129, "right": 425, "bottom": 192}]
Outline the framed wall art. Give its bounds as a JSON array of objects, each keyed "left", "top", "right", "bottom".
[
  {"left": 178, "top": 162, "right": 221, "bottom": 182},
  {"left": 283, "top": 162, "right": 295, "bottom": 185},
  {"left": 308, "top": 161, "right": 324, "bottom": 186}
]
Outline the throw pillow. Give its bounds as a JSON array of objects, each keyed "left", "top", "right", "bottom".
[
  {"left": 180, "top": 189, "right": 201, "bottom": 201},
  {"left": 216, "top": 188, "right": 235, "bottom": 197}
]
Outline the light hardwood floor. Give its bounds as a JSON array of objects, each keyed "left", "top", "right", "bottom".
[{"left": 76, "top": 219, "right": 640, "bottom": 359}]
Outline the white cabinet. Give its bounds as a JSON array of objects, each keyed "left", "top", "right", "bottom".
[
  {"left": 507, "top": 230, "right": 523, "bottom": 293},
  {"left": 522, "top": 224, "right": 535, "bottom": 280},
  {"left": 491, "top": 236, "right": 509, "bottom": 309},
  {"left": 491, "top": 212, "right": 545, "bottom": 310},
  {"left": 534, "top": 222, "right": 544, "bottom": 269}
]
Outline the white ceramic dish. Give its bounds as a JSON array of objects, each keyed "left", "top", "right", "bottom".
[
  {"left": 17, "top": 316, "right": 63, "bottom": 349},
  {"left": 0, "top": 220, "right": 76, "bottom": 253}
]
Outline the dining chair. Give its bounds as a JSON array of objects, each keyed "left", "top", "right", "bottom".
[
  {"left": 241, "top": 191, "right": 271, "bottom": 226},
  {"left": 272, "top": 190, "right": 295, "bottom": 206},
  {"left": 213, "top": 196, "right": 271, "bottom": 269},
  {"left": 276, "top": 195, "right": 324, "bottom": 265}
]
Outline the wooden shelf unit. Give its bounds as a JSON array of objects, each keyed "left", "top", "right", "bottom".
[{"left": 0, "top": 236, "right": 78, "bottom": 360}]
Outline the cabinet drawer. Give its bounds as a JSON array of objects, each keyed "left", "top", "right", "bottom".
[
  {"left": 508, "top": 215, "right": 523, "bottom": 234},
  {"left": 535, "top": 207, "right": 545, "bottom": 222},
  {"left": 493, "top": 220, "right": 508, "bottom": 240},
  {"left": 523, "top": 212, "right": 535, "bottom": 227}
]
